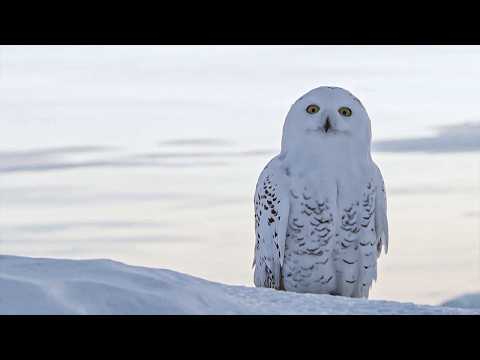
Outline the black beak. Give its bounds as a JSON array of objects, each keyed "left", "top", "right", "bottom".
[{"left": 324, "top": 117, "right": 331, "bottom": 133}]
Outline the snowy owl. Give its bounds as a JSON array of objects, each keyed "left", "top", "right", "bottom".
[{"left": 253, "top": 86, "right": 388, "bottom": 298}]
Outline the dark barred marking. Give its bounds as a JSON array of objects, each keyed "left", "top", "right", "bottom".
[
  {"left": 301, "top": 264, "right": 314, "bottom": 271},
  {"left": 288, "top": 225, "right": 301, "bottom": 233},
  {"left": 292, "top": 219, "right": 304, "bottom": 228},
  {"left": 322, "top": 275, "right": 333, "bottom": 284}
]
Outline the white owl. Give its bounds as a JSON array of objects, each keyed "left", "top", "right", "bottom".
[{"left": 253, "top": 86, "right": 388, "bottom": 298}]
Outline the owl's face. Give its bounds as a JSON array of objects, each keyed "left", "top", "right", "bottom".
[{"left": 281, "top": 87, "right": 372, "bottom": 154}]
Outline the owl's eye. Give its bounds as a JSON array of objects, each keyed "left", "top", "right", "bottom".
[
  {"left": 338, "top": 107, "right": 352, "bottom": 117},
  {"left": 306, "top": 104, "right": 320, "bottom": 114}
]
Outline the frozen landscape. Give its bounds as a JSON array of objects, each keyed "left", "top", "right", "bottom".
[{"left": 1, "top": 255, "right": 478, "bottom": 315}]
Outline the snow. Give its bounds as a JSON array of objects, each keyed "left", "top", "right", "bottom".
[
  {"left": 442, "top": 293, "right": 480, "bottom": 310},
  {"left": 1, "top": 255, "right": 478, "bottom": 315}
]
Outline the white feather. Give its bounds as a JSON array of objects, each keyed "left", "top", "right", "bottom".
[{"left": 253, "top": 158, "right": 290, "bottom": 289}]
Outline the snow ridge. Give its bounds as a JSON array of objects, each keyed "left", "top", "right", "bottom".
[{"left": 0, "top": 255, "right": 478, "bottom": 315}]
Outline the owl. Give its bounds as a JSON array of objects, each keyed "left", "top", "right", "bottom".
[{"left": 253, "top": 86, "right": 388, "bottom": 298}]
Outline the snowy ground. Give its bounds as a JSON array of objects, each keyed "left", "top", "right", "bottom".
[
  {"left": 442, "top": 293, "right": 480, "bottom": 310},
  {"left": 0, "top": 255, "right": 478, "bottom": 315}
]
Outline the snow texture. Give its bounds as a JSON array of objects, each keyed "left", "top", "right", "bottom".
[
  {"left": 442, "top": 293, "right": 480, "bottom": 310},
  {"left": 0, "top": 255, "right": 478, "bottom": 315}
]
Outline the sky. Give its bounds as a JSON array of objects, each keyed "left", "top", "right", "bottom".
[{"left": 0, "top": 45, "right": 479, "bottom": 305}]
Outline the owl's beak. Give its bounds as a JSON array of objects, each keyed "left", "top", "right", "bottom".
[{"left": 324, "top": 117, "right": 332, "bottom": 133}]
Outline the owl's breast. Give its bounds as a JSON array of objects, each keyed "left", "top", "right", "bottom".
[
  {"left": 282, "top": 174, "right": 378, "bottom": 296},
  {"left": 282, "top": 180, "right": 338, "bottom": 293}
]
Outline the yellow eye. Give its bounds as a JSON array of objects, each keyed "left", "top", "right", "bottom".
[
  {"left": 338, "top": 107, "right": 352, "bottom": 117},
  {"left": 306, "top": 104, "right": 320, "bottom": 114}
]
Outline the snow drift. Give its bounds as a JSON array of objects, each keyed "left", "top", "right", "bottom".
[
  {"left": 442, "top": 293, "right": 480, "bottom": 310},
  {"left": 0, "top": 255, "right": 478, "bottom": 315}
]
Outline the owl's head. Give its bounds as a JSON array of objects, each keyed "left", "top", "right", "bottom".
[{"left": 280, "top": 87, "right": 372, "bottom": 157}]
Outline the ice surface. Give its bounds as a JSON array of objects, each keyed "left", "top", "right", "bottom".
[{"left": 1, "top": 255, "right": 478, "bottom": 315}]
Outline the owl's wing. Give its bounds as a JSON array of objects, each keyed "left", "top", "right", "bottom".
[
  {"left": 374, "top": 164, "right": 389, "bottom": 256},
  {"left": 253, "top": 159, "right": 290, "bottom": 289}
]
